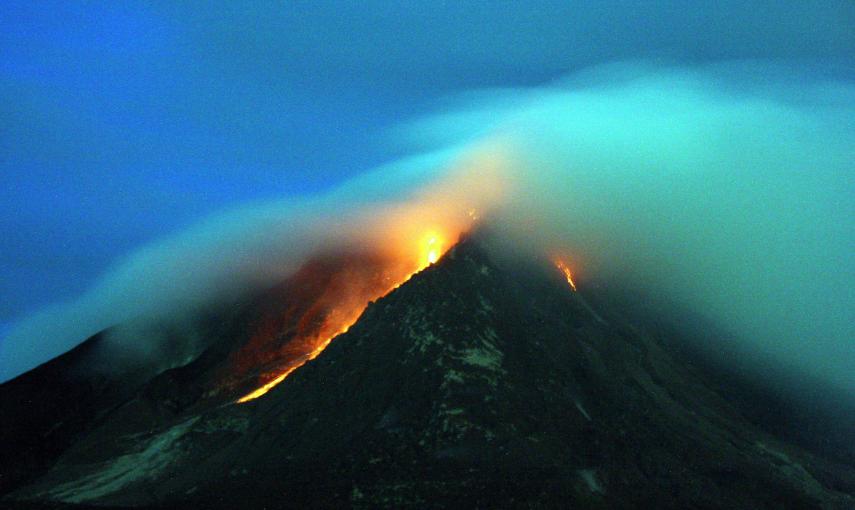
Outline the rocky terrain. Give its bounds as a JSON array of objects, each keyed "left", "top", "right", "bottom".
[{"left": 2, "top": 234, "right": 853, "bottom": 509}]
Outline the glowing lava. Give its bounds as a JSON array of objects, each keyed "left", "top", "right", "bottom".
[
  {"left": 235, "top": 324, "right": 352, "bottom": 403},
  {"left": 236, "top": 368, "right": 294, "bottom": 403},
  {"left": 422, "top": 233, "right": 443, "bottom": 267},
  {"left": 231, "top": 142, "right": 505, "bottom": 404},
  {"left": 554, "top": 258, "right": 577, "bottom": 292},
  {"left": 235, "top": 230, "right": 451, "bottom": 404}
]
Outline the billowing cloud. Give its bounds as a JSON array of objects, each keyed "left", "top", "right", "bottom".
[{"left": 2, "top": 62, "right": 853, "bottom": 400}]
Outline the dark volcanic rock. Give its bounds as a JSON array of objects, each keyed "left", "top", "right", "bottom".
[
  {"left": 0, "top": 332, "right": 136, "bottom": 497},
  {"left": 2, "top": 234, "right": 854, "bottom": 509}
]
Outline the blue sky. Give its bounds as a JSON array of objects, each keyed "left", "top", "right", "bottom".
[{"left": 1, "top": 1, "right": 853, "bottom": 334}]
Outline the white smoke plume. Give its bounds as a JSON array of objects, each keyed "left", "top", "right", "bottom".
[{"left": 1, "top": 62, "right": 852, "bottom": 398}]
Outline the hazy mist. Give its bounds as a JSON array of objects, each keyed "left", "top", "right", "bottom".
[{"left": 1, "top": 62, "right": 852, "bottom": 402}]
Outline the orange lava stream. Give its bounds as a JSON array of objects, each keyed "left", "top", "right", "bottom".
[
  {"left": 235, "top": 368, "right": 296, "bottom": 403},
  {"left": 235, "top": 232, "right": 450, "bottom": 404},
  {"left": 554, "top": 258, "right": 577, "bottom": 292}
]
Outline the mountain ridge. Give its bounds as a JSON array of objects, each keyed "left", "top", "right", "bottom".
[{"left": 2, "top": 233, "right": 853, "bottom": 508}]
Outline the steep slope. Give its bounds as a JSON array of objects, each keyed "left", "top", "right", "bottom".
[
  {"left": 0, "top": 328, "right": 187, "bottom": 498},
  {"left": 0, "top": 332, "right": 121, "bottom": 497},
  {"left": 4, "top": 234, "right": 855, "bottom": 509},
  {"left": 0, "top": 248, "right": 418, "bottom": 502}
]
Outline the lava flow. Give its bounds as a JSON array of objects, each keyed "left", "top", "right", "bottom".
[
  {"left": 234, "top": 230, "right": 452, "bottom": 403},
  {"left": 554, "top": 258, "right": 577, "bottom": 292}
]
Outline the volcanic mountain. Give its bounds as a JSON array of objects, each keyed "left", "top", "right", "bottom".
[{"left": 1, "top": 232, "right": 854, "bottom": 509}]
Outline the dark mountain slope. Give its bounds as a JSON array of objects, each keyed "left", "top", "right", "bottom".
[
  {"left": 3, "top": 234, "right": 854, "bottom": 509},
  {"left": 0, "top": 331, "right": 147, "bottom": 497}
]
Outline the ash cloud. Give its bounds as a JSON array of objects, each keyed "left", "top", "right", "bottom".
[
  {"left": 453, "top": 62, "right": 854, "bottom": 396},
  {"left": 0, "top": 149, "right": 499, "bottom": 380},
  {"left": 2, "top": 62, "right": 853, "bottom": 402}
]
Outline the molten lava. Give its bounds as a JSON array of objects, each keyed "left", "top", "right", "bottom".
[
  {"left": 234, "top": 231, "right": 451, "bottom": 403},
  {"left": 554, "top": 258, "right": 577, "bottom": 292},
  {"left": 422, "top": 233, "right": 442, "bottom": 267},
  {"left": 229, "top": 142, "right": 508, "bottom": 404}
]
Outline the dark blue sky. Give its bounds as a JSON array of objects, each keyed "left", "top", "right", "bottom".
[{"left": 1, "top": 1, "right": 852, "bottom": 332}]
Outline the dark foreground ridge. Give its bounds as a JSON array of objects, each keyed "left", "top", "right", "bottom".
[{"left": 2, "top": 234, "right": 854, "bottom": 509}]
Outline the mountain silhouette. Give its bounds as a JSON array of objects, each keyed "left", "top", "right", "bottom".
[{"left": 2, "top": 232, "right": 853, "bottom": 509}]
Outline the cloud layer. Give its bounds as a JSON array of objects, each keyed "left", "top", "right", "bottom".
[{"left": 2, "top": 63, "right": 853, "bottom": 400}]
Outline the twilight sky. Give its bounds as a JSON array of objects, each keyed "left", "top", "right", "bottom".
[{"left": 1, "top": 2, "right": 853, "bottom": 353}]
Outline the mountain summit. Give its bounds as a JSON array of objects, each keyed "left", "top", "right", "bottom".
[{"left": 2, "top": 233, "right": 853, "bottom": 509}]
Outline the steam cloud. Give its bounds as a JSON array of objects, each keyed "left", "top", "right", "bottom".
[{"left": 1, "top": 62, "right": 853, "bottom": 399}]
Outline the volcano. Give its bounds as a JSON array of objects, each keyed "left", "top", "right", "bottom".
[{"left": 1, "top": 232, "right": 853, "bottom": 509}]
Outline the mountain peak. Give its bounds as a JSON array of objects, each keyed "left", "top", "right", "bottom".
[{"left": 3, "top": 233, "right": 854, "bottom": 509}]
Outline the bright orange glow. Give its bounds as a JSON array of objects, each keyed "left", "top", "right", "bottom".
[
  {"left": 235, "top": 323, "right": 353, "bottom": 403},
  {"left": 236, "top": 368, "right": 294, "bottom": 403},
  {"left": 233, "top": 143, "right": 509, "bottom": 404},
  {"left": 554, "top": 258, "right": 577, "bottom": 292},
  {"left": 235, "top": 230, "right": 454, "bottom": 404},
  {"left": 421, "top": 232, "right": 444, "bottom": 268}
]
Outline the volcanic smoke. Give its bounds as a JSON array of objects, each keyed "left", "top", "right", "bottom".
[{"left": 1, "top": 62, "right": 852, "bottom": 403}]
